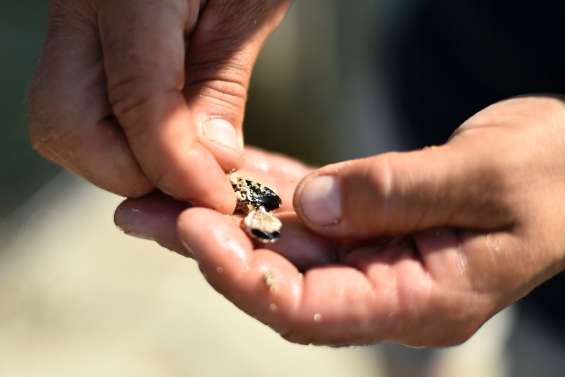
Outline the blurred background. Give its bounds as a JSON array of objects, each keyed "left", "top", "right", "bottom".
[{"left": 1, "top": 1, "right": 564, "bottom": 376}]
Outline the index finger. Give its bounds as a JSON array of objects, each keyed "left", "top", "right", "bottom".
[
  {"left": 99, "top": 0, "right": 236, "bottom": 211},
  {"left": 177, "top": 208, "right": 399, "bottom": 346}
]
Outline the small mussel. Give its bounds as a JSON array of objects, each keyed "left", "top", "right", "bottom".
[{"left": 229, "top": 173, "right": 283, "bottom": 244}]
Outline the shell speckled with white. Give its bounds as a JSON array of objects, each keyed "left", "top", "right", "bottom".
[{"left": 229, "top": 173, "right": 283, "bottom": 243}]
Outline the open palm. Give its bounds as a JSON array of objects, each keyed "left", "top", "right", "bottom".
[{"left": 115, "top": 143, "right": 532, "bottom": 347}]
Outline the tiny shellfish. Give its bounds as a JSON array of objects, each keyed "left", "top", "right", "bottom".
[{"left": 229, "top": 173, "right": 282, "bottom": 244}]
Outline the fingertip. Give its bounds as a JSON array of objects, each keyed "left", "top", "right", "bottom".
[
  {"left": 114, "top": 199, "right": 155, "bottom": 241},
  {"left": 175, "top": 208, "right": 307, "bottom": 331},
  {"left": 296, "top": 174, "right": 342, "bottom": 226},
  {"left": 114, "top": 193, "right": 188, "bottom": 253},
  {"left": 157, "top": 143, "right": 237, "bottom": 214},
  {"left": 176, "top": 207, "right": 253, "bottom": 267},
  {"left": 293, "top": 170, "right": 347, "bottom": 240},
  {"left": 175, "top": 207, "right": 205, "bottom": 249},
  {"left": 115, "top": 192, "right": 186, "bottom": 228}
]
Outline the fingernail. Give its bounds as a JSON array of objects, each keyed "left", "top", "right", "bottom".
[
  {"left": 202, "top": 118, "right": 241, "bottom": 152},
  {"left": 114, "top": 206, "right": 154, "bottom": 241},
  {"left": 299, "top": 176, "right": 342, "bottom": 226}
]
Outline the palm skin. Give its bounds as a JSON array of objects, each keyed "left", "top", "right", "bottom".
[{"left": 116, "top": 97, "right": 565, "bottom": 347}]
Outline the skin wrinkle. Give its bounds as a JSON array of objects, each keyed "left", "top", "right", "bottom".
[
  {"left": 406, "top": 255, "right": 434, "bottom": 341},
  {"left": 409, "top": 235, "right": 429, "bottom": 273},
  {"left": 107, "top": 64, "right": 183, "bottom": 112},
  {"left": 33, "top": 1, "right": 565, "bottom": 347},
  {"left": 453, "top": 229, "right": 469, "bottom": 278},
  {"left": 286, "top": 269, "right": 303, "bottom": 316},
  {"left": 49, "top": 0, "right": 98, "bottom": 34},
  {"left": 362, "top": 285, "right": 381, "bottom": 341},
  {"left": 184, "top": 0, "right": 203, "bottom": 32},
  {"left": 185, "top": 47, "right": 254, "bottom": 120},
  {"left": 208, "top": 0, "right": 285, "bottom": 36},
  {"left": 187, "top": 35, "right": 255, "bottom": 70},
  {"left": 128, "top": 109, "right": 563, "bottom": 345},
  {"left": 371, "top": 154, "right": 393, "bottom": 234},
  {"left": 407, "top": 278, "right": 437, "bottom": 345},
  {"left": 483, "top": 233, "right": 510, "bottom": 285},
  {"left": 192, "top": 81, "right": 248, "bottom": 111},
  {"left": 418, "top": 231, "right": 488, "bottom": 344},
  {"left": 295, "top": 267, "right": 313, "bottom": 330},
  {"left": 29, "top": 47, "right": 106, "bottom": 126},
  {"left": 403, "top": 236, "right": 469, "bottom": 346},
  {"left": 100, "top": 13, "right": 186, "bottom": 105},
  {"left": 346, "top": 275, "right": 376, "bottom": 343},
  {"left": 111, "top": 88, "right": 184, "bottom": 126},
  {"left": 116, "top": 90, "right": 183, "bottom": 150},
  {"left": 29, "top": 0, "right": 292, "bottom": 206},
  {"left": 350, "top": 249, "right": 396, "bottom": 341},
  {"left": 411, "top": 197, "right": 432, "bottom": 238},
  {"left": 385, "top": 253, "right": 402, "bottom": 342},
  {"left": 187, "top": 62, "right": 250, "bottom": 97},
  {"left": 30, "top": 125, "right": 76, "bottom": 165}
]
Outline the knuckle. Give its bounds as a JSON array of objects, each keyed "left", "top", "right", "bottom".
[
  {"left": 26, "top": 48, "right": 79, "bottom": 163},
  {"left": 186, "top": 57, "right": 250, "bottom": 123},
  {"left": 106, "top": 58, "right": 184, "bottom": 124},
  {"left": 27, "top": 86, "right": 74, "bottom": 163},
  {"left": 406, "top": 319, "right": 480, "bottom": 348},
  {"left": 188, "top": 58, "right": 249, "bottom": 107},
  {"left": 151, "top": 166, "right": 178, "bottom": 199},
  {"left": 210, "top": 0, "right": 289, "bottom": 34},
  {"left": 48, "top": 0, "right": 97, "bottom": 34},
  {"left": 364, "top": 154, "right": 395, "bottom": 200},
  {"left": 444, "top": 322, "right": 481, "bottom": 346},
  {"left": 27, "top": 101, "right": 59, "bottom": 160},
  {"left": 28, "top": 122, "right": 72, "bottom": 164},
  {"left": 28, "top": 126, "right": 53, "bottom": 159},
  {"left": 107, "top": 75, "right": 155, "bottom": 121},
  {"left": 432, "top": 300, "right": 487, "bottom": 347},
  {"left": 194, "top": 79, "right": 248, "bottom": 112},
  {"left": 27, "top": 79, "right": 83, "bottom": 167},
  {"left": 107, "top": 75, "right": 180, "bottom": 130},
  {"left": 474, "top": 156, "right": 517, "bottom": 220}
]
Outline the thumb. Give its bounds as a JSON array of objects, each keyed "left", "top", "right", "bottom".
[
  {"left": 100, "top": 0, "right": 289, "bottom": 211},
  {"left": 185, "top": 1, "right": 291, "bottom": 166},
  {"left": 294, "top": 145, "right": 514, "bottom": 239}
]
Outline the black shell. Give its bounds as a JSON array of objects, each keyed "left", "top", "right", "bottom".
[
  {"left": 243, "top": 179, "right": 281, "bottom": 211},
  {"left": 251, "top": 228, "right": 281, "bottom": 242},
  {"left": 232, "top": 177, "right": 282, "bottom": 213}
]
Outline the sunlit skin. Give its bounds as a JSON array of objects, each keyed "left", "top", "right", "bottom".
[
  {"left": 27, "top": 0, "right": 291, "bottom": 212},
  {"left": 117, "top": 97, "right": 565, "bottom": 346},
  {"left": 27, "top": 1, "right": 565, "bottom": 347}
]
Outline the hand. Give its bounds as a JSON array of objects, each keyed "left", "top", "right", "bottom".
[
  {"left": 114, "top": 146, "right": 328, "bottom": 267},
  {"left": 117, "top": 97, "right": 565, "bottom": 347},
  {"left": 27, "top": 0, "right": 290, "bottom": 213}
]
